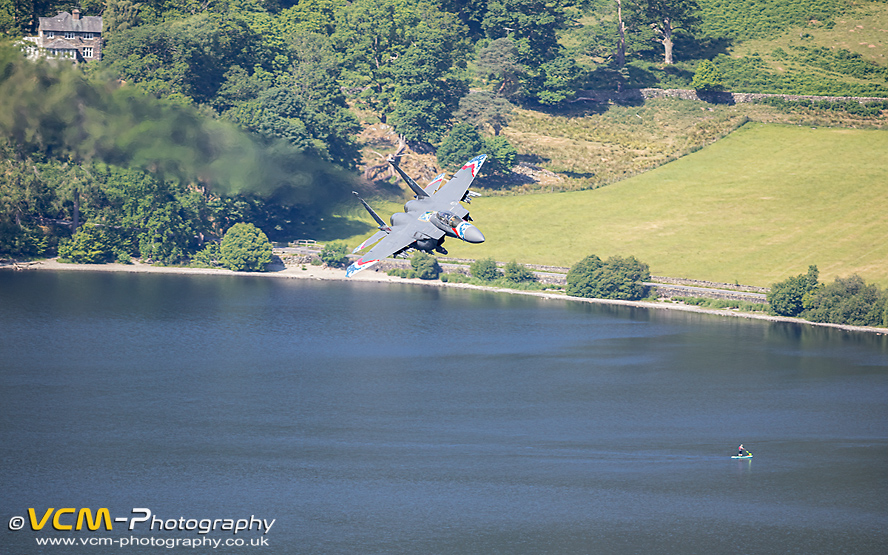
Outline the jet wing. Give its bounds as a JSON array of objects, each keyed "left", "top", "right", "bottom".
[
  {"left": 346, "top": 219, "right": 444, "bottom": 277},
  {"left": 352, "top": 230, "right": 388, "bottom": 253},
  {"left": 425, "top": 155, "right": 486, "bottom": 212}
]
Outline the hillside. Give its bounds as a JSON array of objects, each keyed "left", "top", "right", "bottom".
[{"left": 341, "top": 123, "right": 888, "bottom": 288}]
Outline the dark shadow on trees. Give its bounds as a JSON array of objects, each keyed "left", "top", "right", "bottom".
[
  {"left": 677, "top": 35, "right": 733, "bottom": 61},
  {"left": 695, "top": 90, "right": 735, "bottom": 104},
  {"left": 581, "top": 64, "right": 658, "bottom": 93}
]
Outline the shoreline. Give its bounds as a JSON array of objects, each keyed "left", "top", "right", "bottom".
[{"left": 6, "top": 258, "right": 888, "bottom": 336}]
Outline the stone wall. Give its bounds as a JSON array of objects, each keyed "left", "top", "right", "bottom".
[{"left": 574, "top": 88, "right": 888, "bottom": 105}]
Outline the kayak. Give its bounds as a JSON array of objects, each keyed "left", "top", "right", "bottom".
[{"left": 731, "top": 454, "right": 753, "bottom": 459}]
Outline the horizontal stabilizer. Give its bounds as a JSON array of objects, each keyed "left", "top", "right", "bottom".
[
  {"left": 353, "top": 191, "right": 390, "bottom": 231},
  {"left": 388, "top": 157, "right": 429, "bottom": 198}
]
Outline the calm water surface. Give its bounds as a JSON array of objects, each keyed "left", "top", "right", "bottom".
[{"left": 1, "top": 271, "right": 886, "bottom": 554}]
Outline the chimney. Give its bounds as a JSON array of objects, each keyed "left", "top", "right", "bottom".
[{"left": 72, "top": 9, "right": 80, "bottom": 21}]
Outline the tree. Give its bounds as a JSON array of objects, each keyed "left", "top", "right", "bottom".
[
  {"left": 482, "top": 135, "right": 517, "bottom": 175},
  {"left": 801, "top": 274, "right": 886, "bottom": 327},
  {"left": 332, "top": 0, "right": 469, "bottom": 128},
  {"left": 319, "top": 241, "right": 349, "bottom": 268},
  {"left": 388, "top": 42, "right": 469, "bottom": 143},
  {"left": 220, "top": 222, "right": 273, "bottom": 271},
  {"left": 768, "top": 265, "right": 818, "bottom": 317},
  {"left": 456, "top": 91, "right": 514, "bottom": 136},
  {"left": 566, "top": 254, "right": 650, "bottom": 300},
  {"left": 436, "top": 123, "right": 486, "bottom": 171},
  {"left": 475, "top": 37, "right": 524, "bottom": 98},
  {"left": 691, "top": 59, "right": 725, "bottom": 92},
  {"left": 629, "top": 0, "right": 699, "bottom": 65},
  {"left": 503, "top": 260, "right": 535, "bottom": 283},
  {"left": 482, "top": 0, "right": 566, "bottom": 67},
  {"left": 533, "top": 55, "right": 583, "bottom": 105},
  {"left": 57, "top": 224, "right": 124, "bottom": 264},
  {"left": 470, "top": 257, "right": 501, "bottom": 281},
  {"left": 410, "top": 251, "right": 441, "bottom": 279}
]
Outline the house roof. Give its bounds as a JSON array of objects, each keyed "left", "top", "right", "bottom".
[
  {"left": 39, "top": 11, "right": 102, "bottom": 34},
  {"left": 43, "top": 38, "right": 81, "bottom": 50}
]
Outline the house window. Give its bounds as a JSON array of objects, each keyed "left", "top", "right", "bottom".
[
  {"left": 83, "top": 32, "right": 93, "bottom": 39},
  {"left": 45, "top": 31, "right": 54, "bottom": 38},
  {"left": 65, "top": 32, "right": 76, "bottom": 39},
  {"left": 83, "top": 47, "right": 93, "bottom": 58}
]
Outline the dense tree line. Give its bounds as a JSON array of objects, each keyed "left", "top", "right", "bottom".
[
  {"left": 565, "top": 254, "right": 650, "bottom": 300},
  {"left": 768, "top": 266, "right": 888, "bottom": 328},
  {"left": 3, "top": 0, "right": 886, "bottom": 266}
]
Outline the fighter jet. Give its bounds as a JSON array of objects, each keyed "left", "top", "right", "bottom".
[{"left": 346, "top": 155, "right": 487, "bottom": 277}]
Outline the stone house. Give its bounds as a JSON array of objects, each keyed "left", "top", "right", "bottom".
[{"left": 23, "top": 9, "right": 103, "bottom": 62}]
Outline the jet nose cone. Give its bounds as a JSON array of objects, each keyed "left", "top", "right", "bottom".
[{"left": 463, "top": 225, "right": 485, "bottom": 243}]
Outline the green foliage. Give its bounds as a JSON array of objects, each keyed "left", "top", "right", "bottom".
[
  {"left": 219, "top": 222, "right": 273, "bottom": 271},
  {"left": 692, "top": 59, "right": 725, "bottom": 92},
  {"left": 627, "top": 0, "right": 701, "bottom": 64},
  {"left": 410, "top": 251, "right": 442, "bottom": 279},
  {"left": 713, "top": 53, "right": 888, "bottom": 96},
  {"left": 673, "top": 296, "right": 769, "bottom": 312},
  {"left": 191, "top": 242, "right": 222, "bottom": 268},
  {"left": 57, "top": 225, "right": 128, "bottom": 264},
  {"left": 533, "top": 55, "right": 583, "bottom": 105},
  {"left": 566, "top": 254, "right": 650, "bottom": 300},
  {"left": 482, "top": 0, "right": 567, "bottom": 66},
  {"left": 470, "top": 257, "right": 502, "bottom": 281},
  {"left": 482, "top": 136, "right": 517, "bottom": 175},
  {"left": 385, "top": 254, "right": 441, "bottom": 279},
  {"left": 503, "top": 260, "right": 536, "bottom": 283},
  {"left": 456, "top": 92, "right": 515, "bottom": 136},
  {"left": 475, "top": 38, "right": 524, "bottom": 99},
  {"left": 0, "top": 222, "right": 50, "bottom": 257},
  {"left": 437, "top": 124, "right": 486, "bottom": 171},
  {"left": 697, "top": 0, "right": 846, "bottom": 40},
  {"left": 789, "top": 45, "right": 888, "bottom": 81},
  {"left": 319, "top": 241, "right": 349, "bottom": 268},
  {"left": 801, "top": 274, "right": 888, "bottom": 327},
  {"left": 768, "top": 265, "right": 819, "bottom": 317},
  {"left": 332, "top": 0, "right": 469, "bottom": 133},
  {"left": 101, "top": 13, "right": 263, "bottom": 106},
  {"left": 758, "top": 97, "right": 888, "bottom": 117}
]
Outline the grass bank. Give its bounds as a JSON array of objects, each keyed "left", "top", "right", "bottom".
[{"left": 341, "top": 122, "right": 888, "bottom": 288}]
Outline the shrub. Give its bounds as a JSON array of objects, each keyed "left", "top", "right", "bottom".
[
  {"left": 191, "top": 242, "right": 222, "bottom": 268},
  {"left": 483, "top": 136, "right": 518, "bottom": 175},
  {"left": 503, "top": 260, "right": 536, "bottom": 283},
  {"left": 0, "top": 223, "right": 50, "bottom": 258},
  {"left": 691, "top": 60, "right": 725, "bottom": 92},
  {"left": 768, "top": 265, "right": 819, "bottom": 317},
  {"left": 319, "top": 241, "right": 349, "bottom": 268},
  {"left": 57, "top": 225, "right": 122, "bottom": 264},
  {"left": 219, "top": 223, "right": 273, "bottom": 272},
  {"left": 437, "top": 123, "right": 486, "bottom": 171},
  {"left": 801, "top": 274, "right": 887, "bottom": 327},
  {"left": 471, "top": 257, "right": 501, "bottom": 281},
  {"left": 566, "top": 254, "right": 650, "bottom": 300},
  {"left": 410, "top": 251, "right": 442, "bottom": 280}
]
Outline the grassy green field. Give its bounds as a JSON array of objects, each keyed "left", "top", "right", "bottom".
[{"left": 339, "top": 123, "right": 888, "bottom": 288}]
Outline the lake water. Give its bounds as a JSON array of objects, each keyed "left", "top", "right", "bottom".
[{"left": 1, "top": 271, "right": 886, "bottom": 554}]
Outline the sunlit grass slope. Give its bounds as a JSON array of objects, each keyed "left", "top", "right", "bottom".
[{"left": 344, "top": 123, "right": 887, "bottom": 288}]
